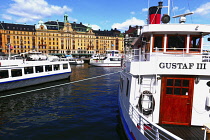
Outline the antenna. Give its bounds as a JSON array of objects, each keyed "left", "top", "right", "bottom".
[
  {"left": 172, "top": 12, "right": 194, "bottom": 18},
  {"left": 172, "top": 12, "right": 194, "bottom": 23}
]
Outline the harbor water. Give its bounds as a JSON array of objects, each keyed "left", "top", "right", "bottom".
[{"left": 0, "top": 64, "right": 126, "bottom": 140}]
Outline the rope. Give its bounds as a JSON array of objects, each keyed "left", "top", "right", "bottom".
[{"left": 0, "top": 71, "right": 121, "bottom": 99}]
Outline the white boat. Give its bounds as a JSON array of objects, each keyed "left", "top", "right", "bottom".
[
  {"left": 90, "top": 53, "right": 105, "bottom": 60},
  {"left": 60, "top": 56, "right": 84, "bottom": 65},
  {"left": 119, "top": 1, "right": 210, "bottom": 140},
  {"left": 89, "top": 50, "right": 122, "bottom": 67},
  {"left": 69, "top": 58, "right": 84, "bottom": 65},
  {"left": 0, "top": 60, "right": 71, "bottom": 92},
  {"left": 11, "top": 51, "right": 59, "bottom": 62}
]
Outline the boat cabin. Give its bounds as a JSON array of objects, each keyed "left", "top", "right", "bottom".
[
  {"left": 130, "top": 24, "right": 210, "bottom": 62},
  {"left": 0, "top": 62, "right": 70, "bottom": 79}
]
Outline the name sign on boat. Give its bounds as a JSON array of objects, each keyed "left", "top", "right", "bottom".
[{"left": 159, "top": 62, "right": 206, "bottom": 70}]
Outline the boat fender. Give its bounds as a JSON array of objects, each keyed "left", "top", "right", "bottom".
[{"left": 138, "top": 90, "right": 155, "bottom": 115}]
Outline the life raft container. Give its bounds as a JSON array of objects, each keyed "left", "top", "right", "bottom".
[{"left": 138, "top": 90, "right": 155, "bottom": 115}]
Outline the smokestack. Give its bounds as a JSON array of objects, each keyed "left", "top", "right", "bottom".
[{"left": 148, "top": 2, "right": 162, "bottom": 24}]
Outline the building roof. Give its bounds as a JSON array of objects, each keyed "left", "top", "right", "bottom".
[
  {"left": 93, "top": 28, "right": 121, "bottom": 37},
  {"left": 0, "top": 20, "right": 122, "bottom": 36},
  {"left": 44, "top": 21, "right": 89, "bottom": 32},
  {"left": 0, "top": 22, "right": 36, "bottom": 32},
  {"left": 125, "top": 25, "right": 138, "bottom": 36}
]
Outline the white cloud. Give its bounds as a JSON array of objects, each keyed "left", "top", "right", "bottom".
[
  {"left": 1, "top": 14, "right": 12, "bottom": 20},
  {"left": 130, "top": 11, "right": 135, "bottom": 15},
  {"left": 84, "top": 24, "right": 100, "bottom": 30},
  {"left": 194, "top": 2, "right": 210, "bottom": 16},
  {"left": 111, "top": 17, "right": 145, "bottom": 31},
  {"left": 172, "top": 6, "right": 179, "bottom": 11},
  {"left": 91, "top": 25, "right": 100, "bottom": 30},
  {"left": 142, "top": 8, "right": 148, "bottom": 12},
  {"left": 5, "top": 0, "right": 72, "bottom": 23}
]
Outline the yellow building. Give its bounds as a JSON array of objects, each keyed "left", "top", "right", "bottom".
[{"left": 0, "top": 14, "right": 124, "bottom": 57}]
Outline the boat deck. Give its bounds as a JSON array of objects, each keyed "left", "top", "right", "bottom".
[{"left": 161, "top": 124, "right": 205, "bottom": 140}]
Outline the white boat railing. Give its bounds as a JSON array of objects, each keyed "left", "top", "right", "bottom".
[
  {"left": 120, "top": 94, "right": 182, "bottom": 140},
  {"left": 129, "top": 103, "right": 183, "bottom": 140},
  {"left": 127, "top": 48, "right": 210, "bottom": 62}
]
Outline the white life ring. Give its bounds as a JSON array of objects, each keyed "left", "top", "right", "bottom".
[{"left": 138, "top": 90, "right": 155, "bottom": 115}]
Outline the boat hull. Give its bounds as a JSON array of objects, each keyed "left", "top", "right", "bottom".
[
  {"left": 90, "top": 63, "right": 121, "bottom": 67},
  {"left": 69, "top": 61, "right": 84, "bottom": 65},
  {"left": 118, "top": 95, "right": 147, "bottom": 140},
  {"left": 89, "top": 60, "right": 121, "bottom": 67},
  {"left": 0, "top": 72, "right": 71, "bottom": 92}
]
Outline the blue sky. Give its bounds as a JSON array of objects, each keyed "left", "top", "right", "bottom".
[{"left": 1, "top": 0, "right": 210, "bottom": 31}]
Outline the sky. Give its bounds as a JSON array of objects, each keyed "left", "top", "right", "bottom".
[{"left": 0, "top": 0, "right": 210, "bottom": 32}]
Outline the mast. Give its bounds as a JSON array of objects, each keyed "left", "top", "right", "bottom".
[{"left": 168, "top": 0, "right": 170, "bottom": 16}]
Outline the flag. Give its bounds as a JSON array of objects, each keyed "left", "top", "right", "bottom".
[{"left": 8, "top": 45, "right": 13, "bottom": 50}]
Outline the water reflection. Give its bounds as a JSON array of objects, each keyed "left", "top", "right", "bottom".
[{"left": 0, "top": 64, "right": 123, "bottom": 140}]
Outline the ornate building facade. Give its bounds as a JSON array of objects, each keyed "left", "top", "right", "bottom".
[{"left": 0, "top": 14, "right": 124, "bottom": 57}]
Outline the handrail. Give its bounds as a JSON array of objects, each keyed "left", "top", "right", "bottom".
[
  {"left": 120, "top": 94, "right": 183, "bottom": 140},
  {"left": 125, "top": 49, "right": 210, "bottom": 62},
  {"left": 153, "top": 47, "right": 202, "bottom": 52}
]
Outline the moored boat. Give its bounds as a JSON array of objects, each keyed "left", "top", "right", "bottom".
[
  {"left": 60, "top": 57, "right": 84, "bottom": 65},
  {"left": 59, "top": 54, "right": 84, "bottom": 65},
  {"left": 119, "top": 1, "right": 210, "bottom": 140},
  {"left": 0, "top": 60, "right": 71, "bottom": 92},
  {"left": 89, "top": 50, "right": 122, "bottom": 67}
]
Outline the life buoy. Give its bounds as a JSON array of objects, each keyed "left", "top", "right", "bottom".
[{"left": 138, "top": 90, "right": 155, "bottom": 115}]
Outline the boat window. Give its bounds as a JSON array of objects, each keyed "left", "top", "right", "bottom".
[
  {"left": 120, "top": 77, "right": 123, "bottom": 92},
  {"left": 11, "top": 69, "right": 22, "bottom": 77},
  {"left": 0, "top": 70, "right": 9, "bottom": 79},
  {"left": 63, "top": 64, "right": 68, "bottom": 69},
  {"left": 167, "top": 35, "right": 186, "bottom": 51},
  {"left": 153, "top": 35, "right": 164, "bottom": 51},
  {"left": 190, "top": 35, "right": 201, "bottom": 52},
  {"left": 45, "top": 65, "right": 52, "bottom": 71},
  {"left": 24, "top": 67, "right": 33, "bottom": 74},
  {"left": 166, "top": 78, "right": 189, "bottom": 96},
  {"left": 126, "top": 78, "right": 130, "bottom": 96},
  {"left": 54, "top": 64, "right": 60, "bottom": 71},
  {"left": 110, "top": 58, "right": 121, "bottom": 61},
  {"left": 102, "top": 57, "right": 107, "bottom": 60},
  {"left": 35, "top": 66, "right": 43, "bottom": 73}
]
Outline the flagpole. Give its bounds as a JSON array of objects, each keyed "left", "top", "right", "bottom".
[{"left": 7, "top": 43, "right": 11, "bottom": 60}]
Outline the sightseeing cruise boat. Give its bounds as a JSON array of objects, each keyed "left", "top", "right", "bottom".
[
  {"left": 89, "top": 50, "right": 122, "bottom": 67},
  {"left": 60, "top": 55, "right": 84, "bottom": 65},
  {"left": 68, "top": 58, "right": 84, "bottom": 65},
  {"left": 119, "top": 1, "right": 210, "bottom": 140},
  {"left": 0, "top": 59, "right": 71, "bottom": 92}
]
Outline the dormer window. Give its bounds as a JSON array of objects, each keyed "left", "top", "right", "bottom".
[{"left": 40, "top": 25, "right": 44, "bottom": 30}]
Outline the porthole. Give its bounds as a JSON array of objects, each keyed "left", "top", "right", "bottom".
[{"left": 206, "top": 81, "right": 210, "bottom": 87}]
